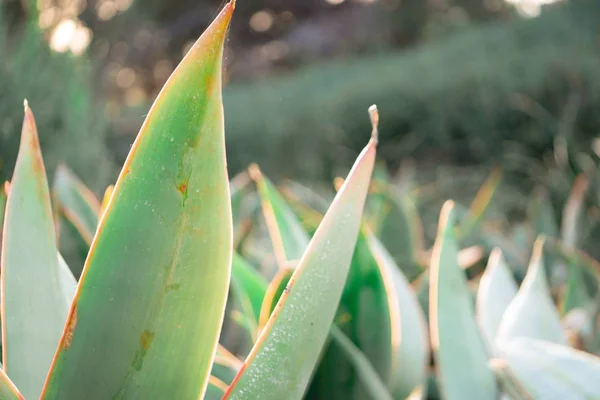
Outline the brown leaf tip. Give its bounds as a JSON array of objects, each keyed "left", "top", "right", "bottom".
[
  {"left": 248, "top": 163, "right": 263, "bottom": 182},
  {"left": 368, "top": 104, "right": 379, "bottom": 142}
]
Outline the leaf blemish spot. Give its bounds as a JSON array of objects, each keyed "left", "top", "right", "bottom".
[
  {"left": 64, "top": 308, "right": 78, "bottom": 349},
  {"left": 177, "top": 182, "right": 188, "bottom": 196}
]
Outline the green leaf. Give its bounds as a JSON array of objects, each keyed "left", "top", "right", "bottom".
[
  {"left": 429, "top": 201, "right": 497, "bottom": 400},
  {"left": 0, "top": 369, "right": 23, "bottom": 400},
  {"left": 0, "top": 182, "right": 7, "bottom": 230},
  {"left": 328, "top": 327, "right": 393, "bottom": 400},
  {"left": 250, "top": 157, "right": 392, "bottom": 399},
  {"left": 497, "top": 238, "right": 568, "bottom": 346},
  {"left": 41, "top": 4, "right": 235, "bottom": 398},
  {"left": 497, "top": 337, "right": 600, "bottom": 398},
  {"left": 99, "top": 184, "right": 114, "bottom": 218},
  {"left": 224, "top": 106, "right": 378, "bottom": 400},
  {"left": 366, "top": 232, "right": 429, "bottom": 400},
  {"left": 252, "top": 223, "right": 393, "bottom": 400},
  {"left": 57, "top": 253, "right": 77, "bottom": 304},
  {"left": 251, "top": 164, "right": 309, "bottom": 264},
  {"left": 258, "top": 266, "right": 295, "bottom": 331},
  {"left": 1, "top": 105, "right": 71, "bottom": 399},
  {"left": 52, "top": 164, "right": 101, "bottom": 245},
  {"left": 476, "top": 249, "right": 518, "bottom": 348},
  {"left": 231, "top": 252, "right": 268, "bottom": 333}
]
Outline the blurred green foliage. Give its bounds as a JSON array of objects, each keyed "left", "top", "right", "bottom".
[
  {"left": 0, "top": 8, "right": 116, "bottom": 192},
  {"left": 220, "top": 1, "right": 600, "bottom": 186}
]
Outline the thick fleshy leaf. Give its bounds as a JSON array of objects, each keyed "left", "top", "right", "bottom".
[
  {"left": 496, "top": 238, "right": 568, "bottom": 346},
  {"left": 1, "top": 105, "right": 70, "bottom": 399},
  {"left": 497, "top": 337, "right": 600, "bottom": 398},
  {"left": 252, "top": 224, "right": 393, "bottom": 400},
  {"left": 250, "top": 161, "right": 391, "bottom": 398},
  {"left": 52, "top": 164, "right": 100, "bottom": 245},
  {"left": 374, "top": 186, "right": 424, "bottom": 278},
  {"left": 99, "top": 184, "right": 114, "bottom": 218},
  {"left": 476, "top": 249, "right": 518, "bottom": 348},
  {"left": 258, "top": 266, "right": 294, "bottom": 331},
  {"left": 224, "top": 106, "right": 378, "bottom": 400},
  {"left": 231, "top": 252, "right": 268, "bottom": 332},
  {"left": 41, "top": 4, "right": 235, "bottom": 398},
  {"left": 0, "top": 369, "right": 23, "bottom": 400},
  {"left": 429, "top": 201, "right": 497, "bottom": 400},
  {"left": 251, "top": 164, "right": 309, "bottom": 263},
  {"left": 329, "top": 327, "right": 393, "bottom": 400},
  {"left": 57, "top": 253, "right": 77, "bottom": 304},
  {"left": 367, "top": 232, "right": 429, "bottom": 400}
]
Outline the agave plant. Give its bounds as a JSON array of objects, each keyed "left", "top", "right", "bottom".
[
  {"left": 4, "top": 1, "right": 600, "bottom": 399},
  {"left": 0, "top": 2, "right": 380, "bottom": 399}
]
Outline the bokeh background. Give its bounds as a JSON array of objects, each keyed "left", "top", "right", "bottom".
[{"left": 1, "top": 0, "right": 600, "bottom": 243}]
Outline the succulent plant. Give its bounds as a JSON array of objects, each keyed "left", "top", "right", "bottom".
[{"left": 2, "top": 1, "right": 600, "bottom": 400}]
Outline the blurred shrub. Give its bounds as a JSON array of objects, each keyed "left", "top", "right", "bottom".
[
  {"left": 0, "top": 9, "right": 116, "bottom": 192},
  {"left": 220, "top": 1, "right": 600, "bottom": 185}
]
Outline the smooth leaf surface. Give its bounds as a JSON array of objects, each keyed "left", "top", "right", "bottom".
[
  {"left": 0, "top": 182, "right": 6, "bottom": 231},
  {"left": 0, "top": 369, "right": 23, "bottom": 400},
  {"left": 249, "top": 161, "right": 391, "bottom": 399},
  {"left": 52, "top": 164, "right": 100, "bottom": 245},
  {"left": 476, "top": 249, "right": 518, "bottom": 348},
  {"left": 251, "top": 164, "right": 309, "bottom": 263},
  {"left": 41, "top": 4, "right": 235, "bottom": 398},
  {"left": 57, "top": 253, "right": 77, "bottom": 304},
  {"left": 367, "top": 232, "right": 429, "bottom": 400},
  {"left": 224, "top": 106, "right": 378, "bottom": 400},
  {"left": 497, "top": 337, "right": 600, "bottom": 399},
  {"left": 1, "top": 105, "right": 70, "bottom": 399},
  {"left": 496, "top": 238, "right": 568, "bottom": 346},
  {"left": 231, "top": 252, "right": 268, "bottom": 330},
  {"left": 429, "top": 201, "right": 497, "bottom": 400}
]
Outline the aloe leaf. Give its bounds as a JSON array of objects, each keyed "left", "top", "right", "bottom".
[
  {"left": 328, "top": 327, "right": 393, "bottom": 400},
  {"left": 430, "top": 201, "right": 497, "bottom": 400},
  {"left": 99, "top": 184, "right": 114, "bottom": 218},
  {"left": 258, "top": 266, "right": 294, "bottom": 331},
  {"left": 366, "top": 233, "right": 429, "bottom": 400},
  {"left": 1, "top": 104, "right": 70, "bottom": 399},
  {"left": 497, "top": 237, "right": 568, "bottom": 346},
  {"left": 0, "top": 182, "right": 7, "bottom": 229},
  {"left": 231, "top": 252, "right": 268, "bottom": 331},
  {"left": 41, "top": 3, "right": 235, "bottom": 398},
  {"left": 52, "top": 164, "right": 100, "bottom": 245},
  {"left": 57, "top": 253, "right": 77, "bottom": 304},
  {"left": 250, "top": 156, "right": 391, "bottom": 398},
  {"left": 476, "top": 249, "right": 518, "bottom": 348},
  {"left": 254, "top": 229, "right": 393, "bottom": 400},
  {"left": 0, "top": 369, "right": 23, "bottom": 400},
  {"left": 224, "top": 106, "right": 378, "bottom": 400},
  {"left": 251, "top": 164, "right": 309, "bottom": 264},
  {"left": 497, "top": 337, "right": 600, "bottom": 398}
]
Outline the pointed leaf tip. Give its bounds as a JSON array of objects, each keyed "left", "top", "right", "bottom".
[
  {"left": 23, "top": 99, "right": 28, "bottom": 112},
  {"left": 368, "top": 105, "right": 379, "bottom": 142},
  {"left": 248, "top": 163, "right": 262, "bottom": 182}
]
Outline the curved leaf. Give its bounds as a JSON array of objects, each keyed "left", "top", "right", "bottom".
[
  {"left": 250, "top": 164, "right": 309, "bottom": 264},
  {"left": 429, "top": 201, "right": 497, "bottom": 400},
  {"left": 367, "top": 233, "right": 429, "bottom": 400},
  {"left": 52, "top": 164, "right": 100, "bottom": 245},
  {"left": 231, "top": 252, "right": 268, "bottom": 330},
  {"left": 41, "top": 3, "right": 235, "bottom": 398},
  {"left": 258, "top": 266, "right": 294, "bottom": 331},
  {"left": 497, "top": 337, "right": 600, "bottom": 399},
  {"left": 476, "top": 248, "right": 518, "bottom": 348},
  {"left": 496, "top": 238, "right": 568, "bottom": 346},
  {"left": 99, "top": 184, "right": 114, "bottom": 218},
  {"left": 224, "top": 106, "right": 378, "bottom": 400},
  {"left": 1, "top": 104, "right": 70, "bottom": 399}
]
